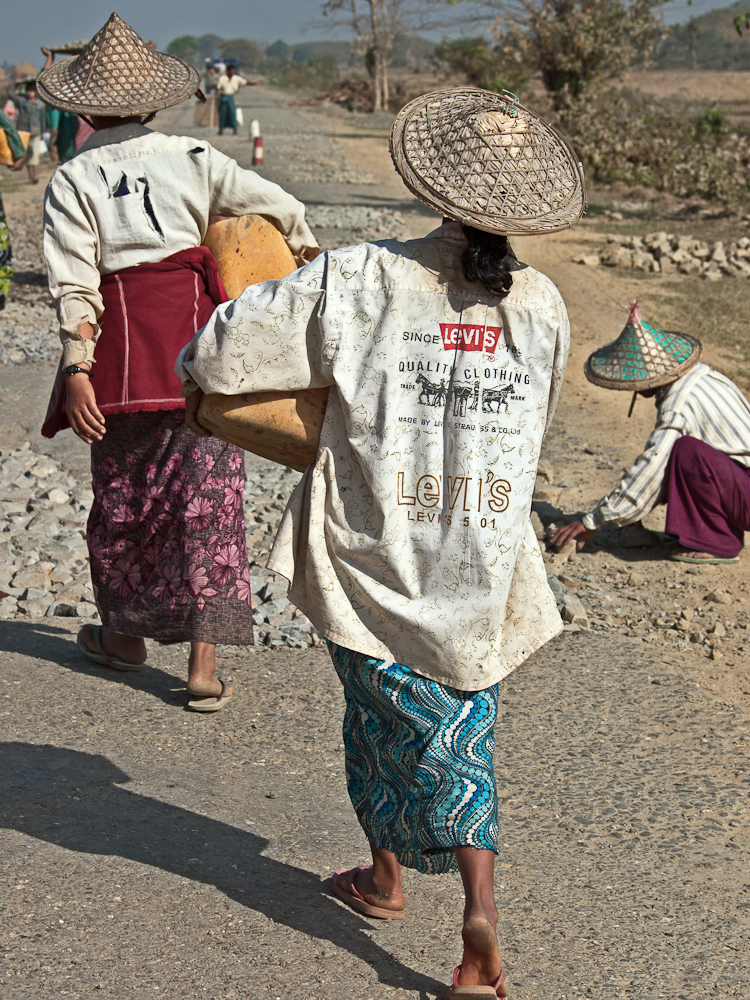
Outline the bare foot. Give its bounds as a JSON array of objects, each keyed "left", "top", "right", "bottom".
[
  {"left": 79, "top": 625, "right": 146, "bottom": 664},
  {"left": 458, "top": 917, "right": 507, "bottom": 995},
  {"left": 351, "top": 866, "right": 405, "bottom": 913}
]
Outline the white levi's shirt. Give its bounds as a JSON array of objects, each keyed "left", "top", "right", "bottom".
[{"left": 177, "top": 222, "right": 570, "bottom": 689}]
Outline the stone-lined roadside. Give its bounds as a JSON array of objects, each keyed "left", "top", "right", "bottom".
[{"left": 574, "top": 230, "right": 750, "bottom": 279}]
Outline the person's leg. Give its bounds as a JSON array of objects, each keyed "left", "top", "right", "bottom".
[
  {"left": 186, "top": 642, "right": 228, "bottom": 698},
  {"left": 666, "top": 436, "right": 750, "bottom": 558},
  {"left": 454, "top": 847, "right": 507, "bottom": 993},
  {"left": 78, "top": 625, "right": 147, "bottom": 663},
  {"left": 347, "top": 845, "right": 405, "bottom": 912}
]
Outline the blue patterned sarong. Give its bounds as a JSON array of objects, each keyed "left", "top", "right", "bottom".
[{"left": 327, "top": 641, "right": 499, "bottom": 874}]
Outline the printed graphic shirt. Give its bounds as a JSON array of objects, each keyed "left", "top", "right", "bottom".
[
  {"left": 583, "top": 363, "right": 750, "bottom": 530},
  {"left": 43, "top": 123, "right": 318, "bottom": 368},
  {"left": 177, "top": 223, "right": 570, "bottom": 690}
]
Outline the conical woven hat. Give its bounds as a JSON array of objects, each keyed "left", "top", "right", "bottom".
[
  {"left": 585, "top": 301, "right": 701, "bottom": 391},
  {"left": 37, "top": 13, "right": 200, "bottom": 116},
  {"left": 390, "top": 88, "right": 586, "bottom": 236}
]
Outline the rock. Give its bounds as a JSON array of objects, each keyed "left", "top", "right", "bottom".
[
  {"left": 46, "top": 488, "right": 70, "bottom": 504},
  {"left": 709, "top": 621, "right": 727, "bottom": 637},
  {"left": 600, "top": 246, "right": 633, "bottom": 268},
  {"left": 690, "top": 631, "right": 705, "bottom": 644},
  {"left": 50, "top": 602, "right": 79, "bottom": 617},
  {"left": 12, "top": 568, "right": 49, "bottom": 590},
  {"left": 703, "top": 268, "right": 723, "bottom": 282},
  {"left": 533, "top": 486, "right": 562, "bottom": 505},
  {"left": 18, "top": 596, "right": 55, "bottom": 616},
  {"left": 75, "top": 602, "right": 99, "bottom": 618},
  {"left": 557, "top": 573, "right": 578, "bottom": 588},
  {"left": 530, "top": 511, "right": 545, "bottom": 541},
  {"left": 0, "top": 596, "right": 18, "bottom": 619},
  {"left": 680, "top": 608, "right": 694, "bottom": 622},
  {"left": 627, "top": 572, "right": 645, "bottom": 587},
  {"left": 709, "top": 646, "right": 722, "bottom": 661},
  {"left": 705, "top": 590, "right": 732, "bottom": 605},
  {"left": 561, "top": 598, "right": 590, "bottom": 630},
  {"left": 573, "top": 253, "right": 601, "bottom": 266}
]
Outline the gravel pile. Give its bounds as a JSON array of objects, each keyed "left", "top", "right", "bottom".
[
  {"left": 0, "top": 443, "right": 323, "bottom": 649},
  {"left": 574, "top": 231, "right": 750, "bottom": 280},
  {"left": 0, "top": 299, "right": 60, "bottom": 365},
  {"left": 306, "top": 204, "right": 407, "bottom": 240}
]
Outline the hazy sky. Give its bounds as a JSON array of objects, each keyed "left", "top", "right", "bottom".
[{"left": 1, "top": 0, "right": 739, "bottom": 68}]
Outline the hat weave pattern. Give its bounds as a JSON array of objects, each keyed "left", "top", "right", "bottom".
[
  {"left": 390, "top": 89, "right": 586, "bottom": 236},
  {"left": 37, "top": 13, "right": 199, "bottom": 116},
  {"left": 585, "top": 301, "right": 702, "bottom": 390}
]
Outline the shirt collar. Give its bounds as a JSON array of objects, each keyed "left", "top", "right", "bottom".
[{"left": 78, "top": 122, "right": 154, "bottom": 155}]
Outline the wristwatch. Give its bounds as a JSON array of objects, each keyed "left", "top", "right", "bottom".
[{"left": 63, "top": 365, "right": 92, "bottom": 377}]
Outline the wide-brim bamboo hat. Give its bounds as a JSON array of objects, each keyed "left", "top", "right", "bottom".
[
  {"left": 37, "top": 12, "right": 200, "bottom": 117},
  {"left": 390, "top": 88, "right": 586, "bottom": 236},
  {"left": 585, "top": 301, "right": 702, "bottom": 391}
]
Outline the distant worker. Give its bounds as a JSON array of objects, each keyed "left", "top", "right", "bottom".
[
  {"left": 216, "top": 64, "right": 246, "bottom": 136},
  {"left": 1, "top": 107, "right": 27, "bottom": 309},
  {"left": 552, "top": 301, "right": 750, "bottom": 565},
  {"left": 9, "top": 79, "right": 46, "bottom": 184}
]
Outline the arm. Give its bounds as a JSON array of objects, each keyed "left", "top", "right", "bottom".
[
  {"left": 542, "top": 288, "right": 571, "bottom": 438},
  {"left": 177, "top": 254, "right": 332, "bottom": 400},
  {"left": 206, "top": 146, "right": 318, "bottom": 265},
  {"left": 553, "top": 409, "right": 687, "bottom": 550},
  {"left": 43, "top": 174, "right": 103, "bottom": 368}
]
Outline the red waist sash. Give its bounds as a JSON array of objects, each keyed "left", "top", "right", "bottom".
[{"left": 42, "top": 246, "right": 227, "bottom": 438}]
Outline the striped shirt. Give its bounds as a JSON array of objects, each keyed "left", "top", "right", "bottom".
[{"left": 582, "top": 363, "right": 750, "bottom": 530}]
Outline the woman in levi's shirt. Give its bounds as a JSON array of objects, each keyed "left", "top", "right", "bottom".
[{"left": 38, "top": 14, "right": 317, "bottom": 710}]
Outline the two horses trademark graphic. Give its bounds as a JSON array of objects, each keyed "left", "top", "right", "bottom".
[{"left": 415, "top": 376, "right": 518, "bottom": 416}]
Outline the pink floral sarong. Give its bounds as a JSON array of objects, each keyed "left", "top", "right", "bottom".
[{"left": 88, "top": 410, "right": 254, "bottom": 644}]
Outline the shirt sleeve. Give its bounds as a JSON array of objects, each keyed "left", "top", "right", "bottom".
[
  {"left": 0, "top": 111, "right": 26, "bottom": 161},
  {"left": 176, "top": 253, "right": 332, "bottom": 394},
  {"left": 43, "top": 173, "right": 103, "bottom": 368},
  {"left": 582, "top": 408, "right": 689, "bottom": 530},
  {"left": 206, "top": 146, "right": 318, "bottom": 265}
]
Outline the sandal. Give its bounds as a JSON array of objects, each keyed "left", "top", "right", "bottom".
[
  {"left": 331, "top": 865, "right": 405, "bottom": 920},
  {"left": 76, "top": 625, "right": 144, "bottom": 672},
  {"left": 670, "top": 551, "right": 739, "bottom": 565},
  {"left": 187, "top": 678, "right": 232, "bottom": 713},
  {"left": 443, "top": 966, "right": 506, "bottom": 999}
]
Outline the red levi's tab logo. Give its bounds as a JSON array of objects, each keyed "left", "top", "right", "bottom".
[{"left": 440, "top": 324, "right": 502, "bottom": 352}]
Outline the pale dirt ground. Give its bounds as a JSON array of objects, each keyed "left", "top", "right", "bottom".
[{"left": 0, "top": 86, "right": 749, "bottom": 1000}]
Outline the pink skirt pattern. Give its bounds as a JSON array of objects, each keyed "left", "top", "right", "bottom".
[{"left": 88, "top": 410, "right": 254, "bottom": 644}]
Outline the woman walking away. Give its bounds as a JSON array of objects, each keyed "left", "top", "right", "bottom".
[
  {"left": 38, "top": 13, "right": 317, "bottom": 710},
  {"left": 178, "top": 89, "right": 583, "bottom": 992},
  {"left": 0, "top": 109, "right": 27, "bottom": 309}
]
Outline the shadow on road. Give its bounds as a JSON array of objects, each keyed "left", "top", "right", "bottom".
[
  {"left": 0, "top": 741, "right": 442, "bottom": 995},
  {"left": 0, "top": 621, "right": 187, "bottom": 707}
]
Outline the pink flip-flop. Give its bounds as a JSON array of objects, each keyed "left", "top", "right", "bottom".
[
  {"left": 330, "top": 865, "right": 405, "bottom": 920},
  {"left": 443, "top": 965, "right": 507, "bottom": 998}
]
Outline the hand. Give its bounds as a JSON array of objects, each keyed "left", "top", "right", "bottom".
[
  {"left": 11, "top": 157, "right": 26, "bottom": 172},
  {"left": 65, "top": 372, "right": 105, "bottom": 444},
  {"left": 41, "top": 46, "right": 52, "bottom": 56},
  {"left": 550, "top": 519, "right": 594, "bottom": 552},
  {"left": 184, "top": 388, "right": 211, "bottom": 437}
]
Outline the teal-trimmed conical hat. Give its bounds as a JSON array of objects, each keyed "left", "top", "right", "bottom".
[{"left": 584, "top": 301, "right": 701, "bottom": 391}]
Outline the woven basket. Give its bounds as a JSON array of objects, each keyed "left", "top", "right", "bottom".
[
  {"left": 37, "top": 13, "right": 199, "bottom": 116},
  {"left": 196, "top": 216, "right": 328, "bottom": 470},
  {"left": 585, "top": 303, "right": 702, "bottom": 390},
  {"left": 390, "top": 88, "right": 585, "bottom": 236}
]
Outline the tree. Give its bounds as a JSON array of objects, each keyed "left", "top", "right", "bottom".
[
  {"left": 198, "top": 34, "right": 224, "bottom": 63},
  {"left": 219, "top": 38, "right": 264, "bottom": 71},
  {"left": 266, "top": 40, "right": 291, "bottom": 60},
  {"left": 438, "top": 0, "right": 666, "bottom": 105},
  {"left": 322, "top": 0, "right": 402, "bottom": 111},
  {"left": 167, "top": 35, "right": 199, "bottom": 65},
  {"left": 432, "top": 35, "right": 528, "bottom": 92}
]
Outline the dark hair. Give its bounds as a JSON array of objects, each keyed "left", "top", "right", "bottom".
[{"left": 460, "top": 225, "right": 514, "bottom": 299}]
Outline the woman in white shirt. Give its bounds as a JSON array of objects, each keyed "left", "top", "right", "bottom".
[
  {"left": 180, "top": 89, "right": 584, "bottom": 996},
  {"left": 38, "top": 14, "right": 317, "bottom": 710}
]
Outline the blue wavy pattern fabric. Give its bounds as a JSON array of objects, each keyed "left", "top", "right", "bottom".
[{"left": 327, "top": 641, "right": 499, "bottom": 874}]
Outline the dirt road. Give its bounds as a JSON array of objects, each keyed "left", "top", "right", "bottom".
[{"left": 1, "top": 87, "right": 749, "bottom": 1000}]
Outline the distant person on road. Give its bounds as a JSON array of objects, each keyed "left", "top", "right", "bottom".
[
  {"left": 551, "top": 302, "right": 750, "bottom": 565},
  {"left": 216, "top": 64, "right": 246, "bottom": 135},
  {"left": 0, "top": 108, "right": 28, "bottom": 309},
  {"left": 38, "top": 13, "right": 318, "bottom": 710},
  {"left": 178, "top": 89, "right": 584, "bottom": 997},
  {"left": 9, "top": 80, "right": 46, "bottom": 184}
]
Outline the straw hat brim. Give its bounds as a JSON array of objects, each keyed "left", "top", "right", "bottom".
[
  {"left": 584, "top": 333, "right": 702, "bottom": 390},
  {"left": 390, "top": 88, "right": 586, "bottom": 236},
  {"left": 37, "top": 52, "right": 200, "bottom": 116}
]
